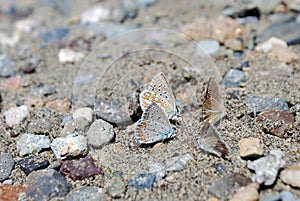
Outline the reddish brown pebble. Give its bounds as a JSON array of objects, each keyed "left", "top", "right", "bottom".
[
  {"left": 60, "top": 156, "right": 103, "bottom": 180},
  {"left": 0, "top": 184, "right": 24, "bottom": 201},
  {"left": 257, "top": 108, "right": 295, "bottom": 137},
  {"left": 0, "top": 76, "right": 21, "bottom": 92}
]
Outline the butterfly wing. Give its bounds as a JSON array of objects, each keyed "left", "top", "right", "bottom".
[
  {"left": 197, "top": 122, "right": 229, "bottom": 158},
  {"left": 146, "top": 72, "right": 177, "bottom": 119},
  {"left": 202, "top": 77, "right": 226, "bottom": 125},
  {"left": 135, "top": 102, "right": 176, "bottom": 145}
]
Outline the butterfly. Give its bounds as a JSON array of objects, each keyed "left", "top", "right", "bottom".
[
  {"left": 202, "top": 77, "right": 226, "bottom": 125},
  {"left": 134, "top": 102, "right": 176, "bottom": 145},
  {"left": 139, "top": 72, "right": 179, "bottom": 119},
  {"left": 196, "top": 122, "right": 229, "bottom": 158}
]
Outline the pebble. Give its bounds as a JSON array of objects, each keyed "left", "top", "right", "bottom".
[
  {"left": 94, "top": 98, "right": 132, "bottom": 126},
  {"left": 105, "top": 175, "right": 126, "bottom": 198},
  {"left": 87, "top": 119, "right": 115, "bottom": 149},
  {"left": 30, "top": 85, "right": 56, "bottom": 96},
  {"left": 246, "top": 96, "right": 288, "bottom": 114},
  {"left": 239, "top": 138, "right": 263, "bottom": 158},
  {"left": 84, "top": 22, "right": 137, "bottom": 38},
  {"left": 27, "top": 118, "right": 53, "bottom": 135},
  {"left": 247, "top": 149, "right": 285, "bottom": 185},
  {"left": 257, "top": 108, "right": 295, "bottom": 137},
  {"left": 166, "top": 153, "right": 193, "bottom": 172},
  {"left": 58, "top": 48, "right": 85, "bottom": 64},
  {"left": 23, "top": 169, "right": 71, "bottom": 200},
  {"left": 18, "top": 155, "right": 50, "bottom": 175},
  {"left": 51, "top": 133, "right": 88, "bottom": 159},
  {"left": 257, "top": 21, "right": 300, "bottom": 45},
  {"left": 183, "top": 16, "right": 242, "bottom": 43},
  {"left": 39, "top": 28, "right": 69, "bottom": 42},
  {"left": 0, "top": 54, "right": 15, "bottom": 77},
  {"left": 0, "top": 153, "right": 15, "bottom": 181},
  {"left": 229, "top": 183, "right": 259, "bottom": 201},
  {"left": 15, "top": 18, "right": 39, "bottom": 33},
  {"left": 65, "top": 186, "right": 103, "bottom": 201},
  {"left": 61, "top": 120, "right": 76, "bottom": 136},
  {"left": 73, "top": 107, "right": 93, "bottom": 123},
  {"left": 0, "top": 76, "right": 21, "bottom": 92},
  {"left": 45, "top": 98, "right": 70, "bottom": 112},
  {"left": 253, "top": 0, "right": 281, "bottom": 13},
  {"left": 74, "top": 116, "right": 90, "bottom": 131},
  {"left": 286, "top": 0, "right": 300, "bottom": 11},
  {"left": 60, "top": 156, "right": 103, "bottom": 180},
  {"left": 0, "top": 184, "right": 24, "bottom": 201},
  {"left": 225, "top": 38, "right": 244, "bottom": 51},
  {"left": 80, "top": 6, "right": 110, "bottom": 24},
  {"left": 280, "top": 162, "right": 300, "bottom": 188},
  {"left": 260, "top": 191, "right": 300, "bottom": 201},
  {"left": 208, "top": 173, "right": 251, "bottom": 198},
  {"left": 256, "top": 37, "right": 298, "bottom": 63},
  {"left": 196, "top": 39, "right": 220, "bottom": 55},
  {"left": 16, "top": 134, "right": 51, "bottom": 156},
  {"left": 148, "top": 161, "right": 166, "bottom": 178},
  {"left": 222, "top": 69, "right": 246, "bottom": 88},
  {"left": 215, "top": 163, "right": 226, "bottom": 175},
  {"left": 4, "top": 105, "right": 29, "bottom": 127},
  {"left": 129, "top": 173, "right": 156, "bottom": 189}
]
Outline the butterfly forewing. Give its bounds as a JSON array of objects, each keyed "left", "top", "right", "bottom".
[
  {"left": 135, "top": 102, "right": 176, "bottom": 145},
  {"left": 202, "top": 77, "right": 226, "bottom": 125},
  {"left": 197, "top": 122, "right": 229, "bottom": 158},
  {"left": 140, "top": 72, "right": 177, "bottom": 119}
]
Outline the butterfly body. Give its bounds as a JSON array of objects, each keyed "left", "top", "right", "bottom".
[
  {"left": 135, "top": 102, "right": 176, "bottom": 145},
  {"left": 139, "top": 72, "right": 179, "bottom": 119}
]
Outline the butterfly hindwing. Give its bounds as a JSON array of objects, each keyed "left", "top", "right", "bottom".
[
  {"left": 202, "top": 77, "right": 226, "bottom": 125},
  {"left": 197, "top": 122, "right": 229, "bottom": 158},
  {"left": 135, "top": 102, "right": 176, "bottom": 145}
]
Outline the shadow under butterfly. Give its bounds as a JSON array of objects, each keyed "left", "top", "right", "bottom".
[
  {"left": 196, "top": 77, "right": 230, "bottom": 158},
  {"left": 134, "top": 72, "right": 180, "bottom": 145}
]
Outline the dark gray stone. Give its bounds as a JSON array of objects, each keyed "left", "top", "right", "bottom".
[
  {"left": 215, "top": 163, "right": 226, "bottom": 175},
  {"left": 105, "top": 175, "right": 126, "bottom": 198},
  {"left": 246, "top": 96, "right": 288, "bottom": 114},
  {"left": 18, "top": 155, "right": 50, "bottom": 175},
  {"left": 0, "top": 153, "right": 15, "bottom": 181},
  {"left": 24, "top": 169, "right": 71, "bottom": 200}
]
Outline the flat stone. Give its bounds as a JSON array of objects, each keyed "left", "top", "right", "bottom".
[
  {"left": 105, "top": 175, "right": 126, "bottom": 198},
  {"left": 246, "top": 96, "right": 288, "bottom": 114},
  {"left": 51, "top": 133, "right": 88, "bottom": 159},
  {"left": 0, "top": 54, "right": 15, "bottom": 77},
  {"left": 65, "top": 186, "right": 103, "bottom": 201},
  {"left": 73, "top": 107, "right": 93, "bottom": 123},
  {"left": 280, "top": 162, "right": 300, "bottom": 188},
  {"left": 0, "top": 184, "right": 24, "bottom": 201},
  {"left": 247, "top": 149, "right": 285, "bottom": 185},
  {"left": 166, "top": 153, "right": 193, "bottom": 172},
  {"left": 196, "top": 39, "right": 220, "bottom": 55},
  {"left": 255, "top": 37, "right": 287, "bottom": 52},
  {"left": 0, "top": 154, "right": 15, "bottom": 181},
  {"left": 4, "top": 105, "right": 29, "bottom": 127},
  {"left": 74, "top": 117, "right": 90, "bottom": 132},
  {"left": 239, "top": 138, "right": 263, "bottom": 158},
  {"left": 229, "top": 183, "right": 259, "bottom": 201},
  {"left": 257, "top": 21, "right": 300, "bottom": 45},
  {"left": 208, "top": 173, "right": 251, "bottom": 198},
  {"left": 18, "top": 155, "right": 50, "bottom": 175},
  {"left": 183, "top": 16, "right": 243, "bottom": 43},
  {"left": 222, "top": 69, "right": 246, "bottom": 88},
  {"left": 60, "top": 156, "right": 103, "bottom": 180},
  {"left": 87, "top": 119, "right": 115, "bottom": 149},
  {"left": 16, "top": 134, "right": 51, "bottom": 156},
  {"left": 45, "top": 98, "right": 70, "bottom": 112},
  {"left": 23, "top": 169, "right": 71, "bottom": 200},
  {"left": 58, "top": 48, "right": 85, "bottom": 64},
  {"left": 257, "top": 108, "right": 295, "bottom": 137},
  {"left": 129, "top": 173, "right": 156, "bottom": 189}
]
